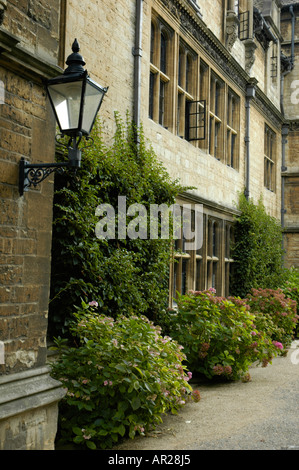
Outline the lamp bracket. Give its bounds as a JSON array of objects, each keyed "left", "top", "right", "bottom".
[
  {"left": 19, "top": 157, "right": 71, "bottom": 196},
  {"left": 19, "top": 133, "right": 84, "bottom": 196}
]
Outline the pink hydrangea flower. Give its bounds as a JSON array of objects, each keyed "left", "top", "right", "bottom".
[
  {"left": 192, "top": 390, "right": 201, "bottom": 402},
  {"left": 213, "top": 364, "right": 224, "bottom": 375}
]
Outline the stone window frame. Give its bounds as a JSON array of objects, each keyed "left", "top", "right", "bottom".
[
  {"left": 149, "top": 16, "right": 174, "bottom": 129},
  {"left": 171, "top": 205, "right": 193, "bottom": 301},
  {"left": 169, "top": 204, "right": 235, "bottom": 305},
  {"left": 264, "top": 123, "right": 276, "bottom": 192},
  {"left": 234, "top": 0, "right": 251, "bottom": 40},
  {"left": 226, "top": 87, "right": 240, "bottom": 169},
  {"left": 176, "top": 39, "right": 198, "bottom": 139},
  {"left": 209, "top": 72, "right": 225, "bottom": 161},
  {"left": 195, "top": 60, "right": 241, "bottom": 167},
  {"left": 207, "top": 218, "right": 221, "bottom": 292},
  {"left": 224, "top": 223, "right": 235, "bottom": 297},
  {"left": 270, "top": 41, "right": 278, "bottom": 81},
  {"left": 149, "top": 11, "right": 241, "bottom": 167}
]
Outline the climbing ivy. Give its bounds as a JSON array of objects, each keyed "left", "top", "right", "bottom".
[
  {"left": 230, "top": 193, "right": 286, "bottom": 298},
  {"left": 48, "top": 113, "right": 185, "bottom": 337}
]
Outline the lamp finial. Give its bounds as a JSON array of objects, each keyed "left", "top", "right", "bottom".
[
  {"left": 72, "top": 38, "right": 80, "bottom": 53},
  {"left": 64, "top": 38, "right": 86, "bottom": 75}
]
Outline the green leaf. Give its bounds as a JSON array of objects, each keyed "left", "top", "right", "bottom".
[
  {"left": 72, "top": 427, "right": 82, "bottom": 436},
  {"left": 115, "top": 364, "right": 127, "bottom": 373},
  {"left": 131, "top": 396, "right": 141, "bottom": 410},
  {"left": 117, "top": 424, "right": 126, "bottom": 437},
  {"left": 86, "top": 440, "right": 97, "bottom": 450},
  {"left": 133, "top": 380, "right": 140, "bottom": 390},
  {"left": 134, "top": 366, "right": 144, "bottom": 377}
]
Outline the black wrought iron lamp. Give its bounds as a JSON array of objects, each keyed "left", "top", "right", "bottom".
[{"left": 19, "top": 39, "right": 108, "bottom": 196}]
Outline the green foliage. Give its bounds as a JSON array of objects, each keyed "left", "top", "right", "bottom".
[
  {"left": 168, "top": 289, "right": 282, "bottom": 382},
  {"left": 49, "top": 113, "right": 184, "bottom": 336},
  {"left": 281, "top": 267, "right": 299, "bottom": 338},
  {"left": 230, "top": 193, "right": 285, "bottom": 298},
  {"left": 51, "top": 301, "right": 194, "bottom": 450},
  {"left": 246, "top": 288, "right": 299, "bottom": 348}
]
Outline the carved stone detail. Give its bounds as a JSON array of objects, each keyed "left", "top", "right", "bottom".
[
  {"left": 289, "top": 121, "right": 299, "bottom": 132},
  {"left": 244, "top": 38, "right": 257, "bottom": 74},
  {"left": 226, "top": 11, "right": 239, "bottom": 52},
  {"left": 161, "top": 0, "right": 181, "bottom": 21},
  {"left": 0, "top": 0, "right": 7, "bottom": 26}
]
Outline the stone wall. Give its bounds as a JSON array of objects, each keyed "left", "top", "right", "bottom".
[
  {"left": 2, "top": 0, "right": 60, "bottom": 63},
  {"left": 0, "top": 66, "right": 55, "bottom": 374},
  {"left": 0, "top": 0, "right": 65, "bottom": 450},
  {"left": 64, "top": 0, "right": 136, "bottom": 133}
]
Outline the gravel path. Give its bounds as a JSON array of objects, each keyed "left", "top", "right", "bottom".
[{"left": 114, "top": 341, "right": 299, "bottom": 451}]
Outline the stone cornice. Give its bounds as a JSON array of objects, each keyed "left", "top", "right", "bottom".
[
  {"left": 179, "top": 190, "right": 241, "bottom": 218},
  {"left": 283, "top": 226, "right": 299, "bottom": 233},
  {"left": 0, "top": 366, "right": 65, "bottom": 421},
  {"left": 0, "top": 28, "right": 62, "bottom": 83},
  {"left": 282, "top": 171, "right": 299, "bottom": 178}
]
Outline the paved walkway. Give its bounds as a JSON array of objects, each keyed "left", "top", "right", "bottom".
[{"left": 115, "top": 341, "right": 299, "bottom": 451}]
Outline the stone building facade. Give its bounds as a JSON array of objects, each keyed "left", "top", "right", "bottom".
[
  {"left": 0, "top": 0, "right": 65, "bottom": 450},
  {"left": 65, "top": 0, "right": 286, "bottom": 300},
  {"left": 0, "top": 0, "right": 298, "bottom": 450}
]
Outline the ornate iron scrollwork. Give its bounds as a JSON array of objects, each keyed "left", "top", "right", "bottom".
[
  {"left": 25, "top": 165, "right": 65, "bottom": 187},
  {"left": 19, "top": 157, "right": 71, "bottom": 196},
  {"left": 18, "top": 134, "right": 93, "bottom": 196}
]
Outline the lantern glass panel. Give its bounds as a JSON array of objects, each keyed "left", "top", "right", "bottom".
[
  {"left": 47, "top": 80, "right": 84, "bottom": 132},
  {"left": 81, "top": 80, "right": 106, "bottom": 134}
]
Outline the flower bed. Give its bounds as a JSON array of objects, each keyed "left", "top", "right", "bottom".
[{"left": 168, "top": 289, "right": 296, "bottom": 382}]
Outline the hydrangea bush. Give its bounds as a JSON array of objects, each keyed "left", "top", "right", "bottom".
[
  {"left": 51, "top": 301, "right": 197, "bottom": 450},
  {"left": 245, "top": 288, "right": 298, "bottom": 350},
  {"left": 168, "top": 289, "right": 282, "bottom": 382}
]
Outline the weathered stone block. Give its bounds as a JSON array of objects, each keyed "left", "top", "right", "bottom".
[{"left": 0, "top": 367, "right": 65, "bottom": 450}]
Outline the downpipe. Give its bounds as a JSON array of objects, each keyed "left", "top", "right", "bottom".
[
  {"left": 244, "top": 82, "right": 256, "bottom": 200},
  {"left": 133, "top": 0, "right": 143, "bottom": 145}
]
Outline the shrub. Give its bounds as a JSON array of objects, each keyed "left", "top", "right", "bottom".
[
  {"left": 51, "top": 301, "right": 195, "bottom": 450},
  {"left": 281, "top": 267, "right": 299, "bottom": 338},
  {"left": 231, "top": 194, "right": 285, "bottom": 298},
  {"left": 168, "top": 289, "right": 281, "bottom": 382},
  {"left": 245, "top": 288, "right": 298, "bottom": 349}
]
